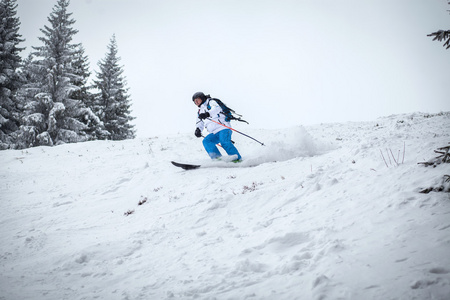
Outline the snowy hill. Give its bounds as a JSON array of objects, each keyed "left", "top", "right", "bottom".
[{"left": 1, "top": 112, "right": 450, "bottom": 300}]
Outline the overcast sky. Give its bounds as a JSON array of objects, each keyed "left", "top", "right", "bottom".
[{"left": 16, "top": 0, "right": 450, "bottom": 137}]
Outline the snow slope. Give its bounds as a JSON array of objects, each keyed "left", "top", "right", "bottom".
[{"left": 1, "top": 112, "right": 450, "bottom": 300}]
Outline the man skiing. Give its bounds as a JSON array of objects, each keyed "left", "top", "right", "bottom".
[{"left": 193, "top": 92, "right": 242, "bottom": 162}]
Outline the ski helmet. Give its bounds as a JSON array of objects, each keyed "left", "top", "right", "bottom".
[{"left": 192, "top": 92, "right": 207, "bottom": 103}]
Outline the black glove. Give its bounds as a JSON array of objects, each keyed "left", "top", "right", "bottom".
[
  {"left": 198, "top": 112, "right": 210, "bottom": 120},
  {"left": 195, "top": 128, "right": 202, "bottom": 138}
]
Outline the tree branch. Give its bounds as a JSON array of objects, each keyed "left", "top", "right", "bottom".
[{"left": 427, "top": 30, "right": 450, "bottom": 49}]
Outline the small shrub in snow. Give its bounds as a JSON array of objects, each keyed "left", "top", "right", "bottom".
[
  {"left": 418, "top": 144, "right": 450, "bottom": 167},
  {"left": 124, "top": 210, "right": 134, "bottom": 216},
  {"left": 138, "top": 197, "right": 148, "bottom": 206},
  {"left": 419, "top": 175, "right": 450, "bottom": 194},
  {"left": 241, "top": 182, "right": 262, "bottom": 194},
  {"left": 380, "top": 143, "right": 406, "bottom": 167},
  {"left": 418, "top": 144, "right": 450, "bottom": 194}
]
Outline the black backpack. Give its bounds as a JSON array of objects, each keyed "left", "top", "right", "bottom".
[{"left": 209, "top": 98, "right": 248, "bottom": 124}]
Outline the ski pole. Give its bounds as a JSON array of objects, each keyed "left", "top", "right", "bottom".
[{"left": 207, "top": 118, "right": 265, "bottom": 146}]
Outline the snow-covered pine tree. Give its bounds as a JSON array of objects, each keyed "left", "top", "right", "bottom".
[
  {"left": 93, "top": 35, "right": 135, "bottom": 140},
  {"left": 20, "top": 0, "right": 99, "bottom": 147},
  {"left": 14, "top": 53, "right": 45, "bottom": 149},
  {"left": 0, "top": 0, "right": 25, "bottom": 149},
  {"left": 71, "top": 45, "right": 91, "bottom": 108},
  {"left": 70, "top": 44, "right": 105, "bottom": 140}
]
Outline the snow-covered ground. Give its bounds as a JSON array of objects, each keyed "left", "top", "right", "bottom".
[{"left": 1, "top": 112, "right": 450, "bottom": 300}]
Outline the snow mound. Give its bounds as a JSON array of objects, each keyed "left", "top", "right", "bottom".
[{"left": 1, "top": 112, "right": 450, "bottom": 300}]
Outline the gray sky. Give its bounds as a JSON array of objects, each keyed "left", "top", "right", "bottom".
[{"left": 16, "top": 0, "right": 450, "bottom": 137}]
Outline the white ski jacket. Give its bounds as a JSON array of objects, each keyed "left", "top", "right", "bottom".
[{"left": 196, "top": 99, "right": 231, "bottom": 134}]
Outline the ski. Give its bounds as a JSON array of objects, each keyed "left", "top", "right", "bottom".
[
  {"left": 172, "top": 156, "right": 244, "bottom": 170},
  {"left": 171, "top": 161, "right": 201, "bottom": 170}
]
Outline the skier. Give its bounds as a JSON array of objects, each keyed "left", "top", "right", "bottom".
[{"left": 193, "top": 92, "right": 242, "bottom": 162}]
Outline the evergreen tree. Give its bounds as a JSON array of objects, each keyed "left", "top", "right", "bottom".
[
  {"left": 71, "top": 45, "right": 91, "bottom": 106},
  {"left": 21, "top": 0, "right": 99, "bottom": 147},
  {"left": 14, "top": 53, "right": 45, "bottom": 149},
  {"left": 0, "top": 0, "right": 24, "bottom": 149},
  {"left": 70, "top": 44, "right": 105, "bottom": 139},
  {"left": 93, "top": 35, "right": 135, "bottom": 140}
]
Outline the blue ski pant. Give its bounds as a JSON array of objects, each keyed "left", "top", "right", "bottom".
[{"left": 203, "top": 129, "right": 242, "bottom": 160}]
